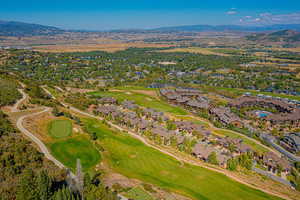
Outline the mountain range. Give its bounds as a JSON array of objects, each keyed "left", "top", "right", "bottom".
[
  {"left": 0, "top": 20, "right": 64, "bottom": 36},
  {"left": 1, "top": 20, "right": 300, "bottom": 36},
  {"left": 246, "top": 29, "right": 300, "bottom": 42}
]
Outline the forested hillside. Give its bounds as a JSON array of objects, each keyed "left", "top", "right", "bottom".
[{"left": 0, "top": 73, "right": 22, "bottom": 106}]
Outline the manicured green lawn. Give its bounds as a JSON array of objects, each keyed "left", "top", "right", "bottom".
[
  {"left": 49, "top": 136, "right": 101, "bottom": 171},
  {"left": 124, "top": 187, "right": 154, "bottom": 200},
  {"left": 88, "top": 90, "right": 187, "bottom": 115},
  {"left": 213, "top": 130, "right": 268, "bottom": 153},
  {"left": 48, "top": 119, "right": 72, "bottom": 138},
  {"left": 84, "top": 119, "right": 282, "bottom": 200}
]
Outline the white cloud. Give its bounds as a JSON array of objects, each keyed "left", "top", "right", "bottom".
[
  {"left": 238, "top": 12, "right": 300, "bottom": 25},
  {"left": 227, "top": 10, "right": 237, "bottom": 15}
]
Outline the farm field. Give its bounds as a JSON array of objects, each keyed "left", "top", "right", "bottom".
[
  {"left": 33, "top": 42, "right": 174, "bottom": 53},
  {"left": 49, "top": 136, "right": 101, "bottom": 171},
  {"left": 83, "top": 119, "right": 282, "bottom": 200},
  {"left": 88, "top": 90, "right": 187, "bottom": 115},
  {"left": 48, "top": 119, "right": 72, "bottom": 138}
]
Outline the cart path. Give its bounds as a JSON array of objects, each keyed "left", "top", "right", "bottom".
[{"left": 11, "top": 89, "right": 27, "bottom": 112}]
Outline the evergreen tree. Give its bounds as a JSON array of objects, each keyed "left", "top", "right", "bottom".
[
  {"left": 36, "top": 170, "right": 53, "bottom": 199},
  {"left": 16, "top": 169, "right": 37, "bottom": 200}
]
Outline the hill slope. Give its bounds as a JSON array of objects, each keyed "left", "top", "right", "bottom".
[
  {"left": 246, "top": 29, "right": 300, "bottom": 42},
  {"left": 0, "top": 20, "right": 64, "bottom": 36}
]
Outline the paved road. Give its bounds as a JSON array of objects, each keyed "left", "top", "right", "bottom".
[
  {"left": 11, "top": 89, "right": 27, "bottom": 112},
  {"left": 253, "top": 167, "right": 292, "bottom": 187},
  {"left": 261, "top": 134, "right": 300, "bottom": 162}
]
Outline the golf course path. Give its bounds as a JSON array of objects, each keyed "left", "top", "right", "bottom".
[
  {"left": 11, "top": 89, "right": 27, "bottom": 112},
  {"left": 16, "top": 107, "right": 67, "bottom": 170},
  {"left": 43, "top": 86, "right": 291, "bottom": 200}
]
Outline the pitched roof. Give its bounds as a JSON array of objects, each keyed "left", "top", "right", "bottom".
[{"left": 192, "top": 143, "right": 215, "bottom": 159}]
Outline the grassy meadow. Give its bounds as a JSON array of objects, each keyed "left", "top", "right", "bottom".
[
  {"left": 48, "top": 119, "right": 72, "bottom": 138},
  {"left": 83, "top": 118, "right": 282, "bottom": 200}
]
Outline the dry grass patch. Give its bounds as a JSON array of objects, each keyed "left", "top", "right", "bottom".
[
  {"left": 160, "top": 47, "right": 230, "bottom": 56},
  {"left": 33, "top": 43, "right": 174, "bottom": 53},
  {"left": 269, "top": 47, "right": 300, "bottom": 53}
]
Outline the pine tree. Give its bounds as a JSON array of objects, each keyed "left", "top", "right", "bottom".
[
  {"left": 16, "top": 169, "right": 37, "bottom": 200},
  {"left": 36, "top": 170, "right": 53, "bottom": 199}
]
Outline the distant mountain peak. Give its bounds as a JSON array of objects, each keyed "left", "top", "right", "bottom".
[{"left": 0, "top": 20, "right": 64, "bottom": 37}]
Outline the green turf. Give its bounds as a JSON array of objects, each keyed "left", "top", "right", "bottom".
[
  {"left": 48, "top": 119, "right": 72, "bottom": 138},
  {"left": 49, "top": 136, "right": 101, "bottom": 171},
  {"left": 88, "top": 90, "right": 187, "bottom": 115},
  {"left": 124, "top": 187, "right": 154, "bottom": 200},
  {"left": 83, "top": 119, "right": 282, "bottom": 200}
]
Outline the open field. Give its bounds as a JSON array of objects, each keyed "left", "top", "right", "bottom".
[
  {"left": 160, "top": 47, "right": 231, "bottom": 56},
  {"left": 33, "top": 42, "right": 174, "bottom": 53},
  {"left": 123, "top": 187, "right": 154, "bottom": 200},
  {"left": 48, "top": 119, "right": 72, "bottom": 138},
  {"left": 49, "top": 136, "right": 101, "bottom": 171},
  {"left": 83, "top": 119, "right": 282, "bottom": 200},
  {"left": 88, "top": 90, "right": 187, "bottom": 115}
]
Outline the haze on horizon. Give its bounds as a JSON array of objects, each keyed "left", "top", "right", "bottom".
[{"left": 1, "top": 0, "right": 300, "bottom": 30}]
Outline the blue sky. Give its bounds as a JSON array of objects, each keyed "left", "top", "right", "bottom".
[{"left": 1, "top": 0, "right": 300, "bottom": 30}]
